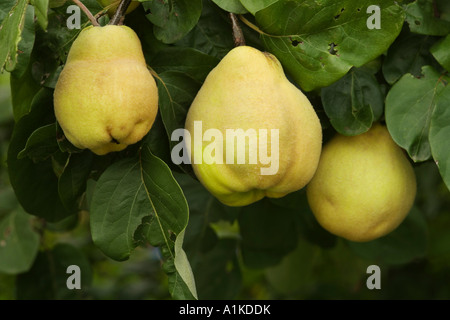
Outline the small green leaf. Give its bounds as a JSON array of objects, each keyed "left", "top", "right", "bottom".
[
  {"left": 429, "top": 85, "right": 450, "bottom": 191},
  {"left": 13, "top": 4, "right": 35, "bottom": 79},
  {"left": 90, "top": 158, "right": 151, "bottom": 261},
  {"left": 138, "top": 145, "right": 197, "bottom": 299},
  {"left": 406, "top": 0, "right": 450, "bottom": 36},
  {"left": 239, "top": 0, "right": 277, "bottom": 15},
  {"left": 382, "top": 31, "right": 440, "bottom": 85},
  {"left": 239, "top": 198, "right": 298, "bottom": 268},
  {"left": 144, "top": 0, "right": 202, "bottom": 44},
  {"left": 321, "top": 67, "right": 383, "bottom": 136},
  {"left": 150, "top": 47, "right": 219, "bottom": 82},
  {"left": 347, "top": 207, "right": 428, "bottom": 265},
  {"left": 270, "top": 190, "right": 337, "bottom": 249},
  {"left": 175, "top": 0, "right": 234, "bottom": 59},
  {"left": 10, "top": 58, "right": 41, "bottom": 122},
  {"left": 385, "top": 66, "right": 449, "bottom": 162},
  {"left": 430, "top": 34, "right": 450, "bottom": 71},
  {"left": 0, "top": 206, "right": 40, "bottom": 274},
  {"left": 156, "top": 71, "right": 201, "bottom": 172},
  {"left": 257, "top": 0, "right": 405, "bottom": 91},
  {"left": 143, "top": 114, "right": 173, "bottom": 169},
  {"left": 17, "top": 123, "right": 58, "bottom": 161},
  {"left": 31, "top": 0, "right": 49, "bottom": 31},
  {"left": 211, "top": 0, "right": 248, "bottom": 14},
  {"left": 0, "top": 0, "right": 29, "bottom": 73},
  {"left": 0, "top": 1, "right": 17, "bottom": 23},
  {"left": 58, "top": 151, "right": 93, "bottom": 212},
  {"left": 7, "top": 88, "right": 74, "bottom": 221}
]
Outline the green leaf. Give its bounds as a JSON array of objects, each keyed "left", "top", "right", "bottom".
[
  {"left": 17, "top": 123, "right": 58, "bottom": 161},
  {"left": 429, "top": 84, "right": 450, "bottom": 191},
  {"left": 0, "top": 0, "right": 29, "bottom": 72},
  {"left": 138, "top": 146, "right": 197, "bottom": 299},
  {"left": 431, "top": 34, "right": 450, "bottom": 71},
  {"left": 239, "top": 198, "right": 298, "bottom": 268},
  {"left": 270, "top": 190, "right": 337, "bottom": 249},
  {"left": 58, "top": 151, "right": 93, "bottom": 212},
  {"left": 239, "top": 0, "right": 277, "bottom": 15},
  {"left": 7, "top": 88, "right": 74, "bottom": 221},
  {"left": 321, "top": 67, "right": 383, "bottom": 136},
  {"left": 10, "top": 58, "right": 41, "bottom": 122},
  {"left": 143, "top": 114, "right": 173, "bottom": 167},
  {"left": 150, "top": 47, "right": 219, "bottom": 82},
  {"left": 144, "top": 0, "right": 202, "bottom": 44},
  {"left": 175, "top": 0, "right": 235, "bottom": 59},
  {"left": 90, "top": 147, "right": 197, "bottom": 299},
  {"left": 156, "top": 71, "right": 201, "bottom": 173},
  {"left": 347, "top": 207, "right": 428, "bottom": 265},
  {"left": 31, "top": 0, "right": 49, "bottom": 31},
  {"left": 211, "top": 0, "right": 248, "bottom": 14},
  {"left": 0, "top": 206, "right": 40, "bottom": 274},
  {"left": 406, "top": 0, "right": 450, "bottom": 36},
  {"left": 90, "top": 158, "right": 151, "bottom": 261},
  {"left": 175, "top": 172, "right": 242, "bottom": 299},
  {"left": 16, "top": 243, "right": 92, "bottom": 299},
  {"left": 257, "top": 0, "right": 405, "bottom": 91},
  {"left": 382, "top": 30, "right": 440, "bottom": 85},
  {"left": 13, "top": 4, "right": 35, "bottom": 79},
  {"left": 385, "top": 66, "right": 449, "bottom": 162},
  {"left": 0, "top": 1, "right": 17, "bottom": 23},
  {"left": 157, "top": 71, "right": 201, "bottom": 134}
]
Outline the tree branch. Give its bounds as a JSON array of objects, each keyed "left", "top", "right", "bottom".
[
  {"left": 109, "top": 0, "right": 132, "bottom": 25},
  {"left": 71, "top": 0, "right": 99, "bottom": 26}
]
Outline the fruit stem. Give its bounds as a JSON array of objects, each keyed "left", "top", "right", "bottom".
[
  {"left": 71, "top": 0, "right": 100, "bottom": 26},
  {"left": 230, "top": 13, "right": 246, "bottom": 47},
  {"left": 109, "top": 0, "right": 132, "bottom": 25}
]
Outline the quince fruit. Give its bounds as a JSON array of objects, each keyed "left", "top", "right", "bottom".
[
  {"left": 185, "top": 46, "right": 322, "bottom": 207},
  {"left": 306, "top": 123, "right": 417, "bottom": 242},
  {"left": 54, "top": 25, "right": 158, "bottom": 155}
]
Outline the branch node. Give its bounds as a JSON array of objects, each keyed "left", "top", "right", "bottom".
[
  {"left": 109, "top": 0, "right": 132, "bottom": 25},
  {"left": 230, "top": 13, "right": 246, "bottom": 47}
]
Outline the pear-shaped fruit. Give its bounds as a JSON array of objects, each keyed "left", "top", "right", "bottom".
[
  {"left": 97, "top": 0, "right": 140, "bottom": 15},
  {"left": 306, "top": 123, "right": 417, "bottom": 242},
  {"left": 185, "top": 46, "right": 322, "bottom": 207},
  {"left": 54, "top": 25, "right": 158, "bottom": 155}
]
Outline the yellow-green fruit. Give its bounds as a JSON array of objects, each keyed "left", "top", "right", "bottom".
[
  {"left": 97, "top": 0, "right": 140, "bottom": 15},
  {"left": 306, "top": 124, "right": 417, "bottom": 242},
  {"left": 54, "top": 25, "right": 158, "bottom": 155},
  {"left": 185, "top": 46, "right": 322, "bottom": 207}
]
